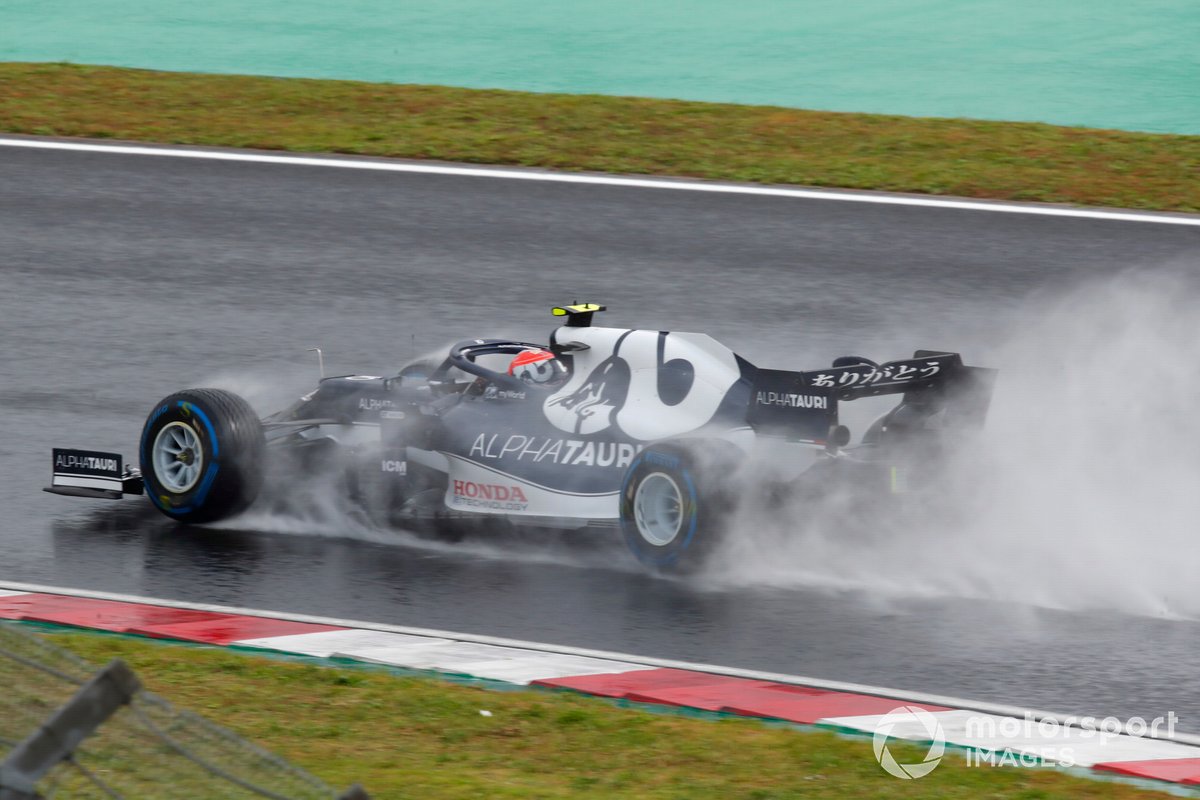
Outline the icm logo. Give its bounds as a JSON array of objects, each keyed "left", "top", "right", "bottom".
[
  {"left": 872, "top": 706, "right": 945, "bottom": 779},
  {"left": 381, "top": 460, "right": 407, "bottom": 475}
]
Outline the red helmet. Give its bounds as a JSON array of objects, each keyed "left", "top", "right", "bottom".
[{"left": 509, "top": 349, "right": 567, "bottom": 386}]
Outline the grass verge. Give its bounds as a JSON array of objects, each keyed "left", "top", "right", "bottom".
[
  {"left": 2, "top": 62, "right": 1200, "bottom": 213},
  {"left": 39, "top": 631, "right": 1177, "bottom": 799}
]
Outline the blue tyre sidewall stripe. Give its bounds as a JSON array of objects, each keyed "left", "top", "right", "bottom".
[
  {"left": 141, "top": 399, "right": 222, "bottom": 516},
  {"left": 621, "top": 450, "right": 701, "bottom": 567}
]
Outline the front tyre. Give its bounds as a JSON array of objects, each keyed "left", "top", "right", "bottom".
[
  {"left": 139, "top": 389, "right": 265, "bottom": 524},
  {"left": 620, "top": 440, "right": 741, "bottom": 572}
]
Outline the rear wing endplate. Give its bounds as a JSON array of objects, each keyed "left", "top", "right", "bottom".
[{"left": 748, "top": 351, "right": 996, "bottom": 444}]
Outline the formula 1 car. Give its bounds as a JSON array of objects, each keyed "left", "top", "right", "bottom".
[{"left": 46, "top": 304, "right": 995, "bottom": 570}]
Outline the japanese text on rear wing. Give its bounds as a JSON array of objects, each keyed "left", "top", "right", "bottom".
[{"left": 800, "top": 353, "right": 962, "bottom": 397}]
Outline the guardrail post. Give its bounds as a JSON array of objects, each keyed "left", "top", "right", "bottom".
[{"left": 0, "top": 658, "right": 142, "bottom": 797}]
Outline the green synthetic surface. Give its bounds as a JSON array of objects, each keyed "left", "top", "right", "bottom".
[{"left": 1, "top": 1, "right": 1198, "bottom": 134}]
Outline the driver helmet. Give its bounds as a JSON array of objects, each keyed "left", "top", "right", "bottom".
[{"left": 509, "top": 348, "right": 568, "bottom": 387}]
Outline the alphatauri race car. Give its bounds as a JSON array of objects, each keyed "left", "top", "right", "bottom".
[{"left": 46, "top": 304, "right": 995, "bottom": 570}]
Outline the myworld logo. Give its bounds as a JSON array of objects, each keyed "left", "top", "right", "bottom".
[{"left": 872, "top": 706, "right": 946, "bottom": 779}]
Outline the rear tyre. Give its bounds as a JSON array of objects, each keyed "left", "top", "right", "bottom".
[
  {"left": 139, "top": 389, "right": 265, "bottom": 524},
  {"left": 619, "top": 440, "right": 741, "bottom": 572}
]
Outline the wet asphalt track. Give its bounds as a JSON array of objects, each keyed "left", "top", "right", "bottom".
[{"left": 3, "top": 139, "right": 1200, "bottom": 729}]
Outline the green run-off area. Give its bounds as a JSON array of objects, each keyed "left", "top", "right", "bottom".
[
  {"left": 3, "top": 63, "right": 1199, "bottom": 213},
  {"left": 1, "top": 0, "right": 1198, "bottom": 134},
  {"left": 40, "top": 631, "right": 1182, "bottom": 799}
]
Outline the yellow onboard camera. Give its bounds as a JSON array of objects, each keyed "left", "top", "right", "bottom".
[{"left": 551, "top": 303, "right": 606, "bottom": 327}]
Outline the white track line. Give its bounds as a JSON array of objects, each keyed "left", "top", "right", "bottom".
[
  {"left": 4, "top": 579, "right": 1198, "bottom": 746},
  {"left": 2, "top": 137, "right": 1198, "bottom": 227}
]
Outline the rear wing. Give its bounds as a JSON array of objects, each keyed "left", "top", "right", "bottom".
[{"left": 747, "top": 351, "right": 996, "bottom": 445}]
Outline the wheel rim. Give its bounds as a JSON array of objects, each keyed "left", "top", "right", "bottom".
[
  {"left": 633, "top": 472, "right": 684, "bottom": 546},
  {"left": 152, "top": 421, "right": 205, "bottom": 493}
]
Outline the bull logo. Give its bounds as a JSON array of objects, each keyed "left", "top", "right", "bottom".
[
  {"left": 544, "top": 356, "right": 631, "bottom": 435},
  {"left": 542, "top": 329, "right": 740, "bottom": 440}
]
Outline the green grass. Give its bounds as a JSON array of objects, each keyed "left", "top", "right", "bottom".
[
  {"left": 2, "top": 62, "right": 1200, "bottom": 212},
  {"left": 39, "top": 631, "right": 1179, "bottom": 799}
]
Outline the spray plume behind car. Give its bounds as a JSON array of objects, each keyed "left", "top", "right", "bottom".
[{"left": 706, "top": 268, "right": 1200, "bottom": 618}]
